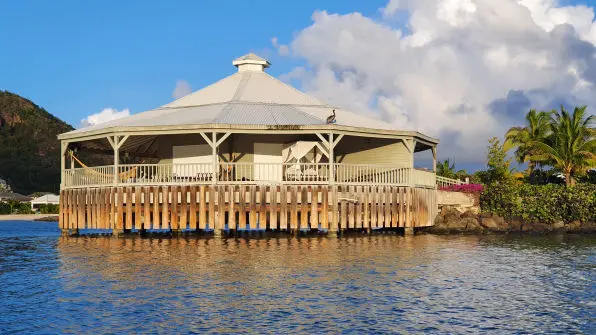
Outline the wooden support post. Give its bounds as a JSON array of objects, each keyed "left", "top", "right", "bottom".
[
  {"left": 363, "top": 186, "right": 370, "bottom": 232},
  {"left": 161, "top": 186, "right": 169, "bottom": 231},
  {"left": 259, "top": 186, "right": 267, "bottom": 230},
  {"left": 270, "top": 184, "right": 278, "bottom": 231},
  {"left": 310, "top": 186, "right": 318, "bottom": 230},
  {"left": 249, "top": 185, "right": 257, "bottom": 230},
  {"left": 152, "top": 186, "right": 160, "bottom": 230},
  {"left": 239, "top": 185, "right": 246, "bottom": 229},
  {"left": 280, "top": 186, "right": 287, "bottom": 230},
  {"left": 180, "top": 186, "right": 188, "bottom": 231},
  {"left": 199, "top": 186, "right": 207, "bottom": 230},
  {"left": 218, "top": 185, "right": 225, "bottom": 232},
  {"left": 290, "top": 186, "right": 298, "bottom": 232},
  {"left": 135, "top": 187, "right": 142, "bottom": 231},
  {"left": 228, "top": 185, "right": 236, "bottom": 231},
  {"left": 356, "top": 186, "right": 363, "bottom": 229},
  {"left": 209, "top": 186, "right": 216, "bottom": 231},
  {"left": 329, "top": 185, "right": 338, "bottom": 235},
  {"left": 348, "top": 185, "right": 355, "bottom": 229},
  {"left": 189, "top": 186, "right": 197, "bottom": 231},
  {"left": 300, "top": 186, "right": 308, "bottom": 231},
  {"left": 321, "top": 187, "right": 328, "bottom": 230}
]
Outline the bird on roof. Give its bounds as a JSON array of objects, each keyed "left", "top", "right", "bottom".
[{"left": 326, "top": 109, "right": 336, "bottom": 124}]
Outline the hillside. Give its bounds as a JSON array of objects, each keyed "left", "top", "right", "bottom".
[{"left": 0, "top": 91, "right": 73, "bottom": 194}]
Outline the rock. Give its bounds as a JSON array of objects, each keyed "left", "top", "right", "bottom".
[
  {"left": 463, "top": 218, "right": 485, "bottom": 233},
  {"left": 461, "top": 210, "right": 477, "bottom": 219},
  {"left": 530, "top": 222, "right": 551, "bottom": 233},
  {"left": 443, "top": 208, "right": 461, "bottom": 222},
  {"left": 481, "top": 216, "right": 508, "bottom": 232},
  {"left": 552, "top": 221, "right": 565, "bottom": 231},
  {"left": 567, "top": 221, "right": 596, "bottom": 233},
  {"left": 508, "top": 219, "right": 523, "bottom": 232}
]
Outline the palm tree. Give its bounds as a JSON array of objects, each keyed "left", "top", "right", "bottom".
[
  {"left": 531, "top": 106, "right": 595, "bottom": 186},
  {"left": 504, "top": 109, "right": 552, "bottom": 174},
  {"left": 436, "top": 159, "right": 466, "bottom": 179}
]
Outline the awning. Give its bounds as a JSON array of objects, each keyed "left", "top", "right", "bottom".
[{"left": 282, "top": 141, "right": 329, "bottom": 163}]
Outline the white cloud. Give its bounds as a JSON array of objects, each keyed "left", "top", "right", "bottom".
[
  {"left": 271, "top": 36, "right": 290, "bottom": 56},
  {"left": 283, "top": 0, "right": 596, "bottom": 163},
  {"left": 80, "top": 108, "right": 130, "bottom": 128},
  {"left": 172, "top": 80, "right": 192, "bottom": 99}
]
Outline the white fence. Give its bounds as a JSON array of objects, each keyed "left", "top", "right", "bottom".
[
  {"left": 62, "top": 163, "right": 438, "bottom": 189},
  {"left": 436, "top": 175, "right": 467, "bottom": 188}
]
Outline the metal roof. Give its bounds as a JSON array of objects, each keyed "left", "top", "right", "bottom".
[{"left": 62, "top": 53, "right": 435, "bottom": 143}]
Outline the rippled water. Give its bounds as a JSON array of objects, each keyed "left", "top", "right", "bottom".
[{"left": 0, "top": 221, "right": 594, "bottom": 334}]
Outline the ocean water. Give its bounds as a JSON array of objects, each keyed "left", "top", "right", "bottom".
[{"left": 0, "top": 221, "right": 594, "bottom": 334}]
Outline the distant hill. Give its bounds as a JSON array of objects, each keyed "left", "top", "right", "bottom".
[{"left": 0, "top": 91, "right": 73, "bottom": 194}]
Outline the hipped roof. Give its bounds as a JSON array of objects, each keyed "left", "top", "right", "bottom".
[{"left": 60, "top": 53, "right": 438, "bottom": 145}]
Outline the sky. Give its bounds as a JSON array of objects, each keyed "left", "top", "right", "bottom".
[{"left": 1, "top": 0, "right": 596, "bottom": 171}]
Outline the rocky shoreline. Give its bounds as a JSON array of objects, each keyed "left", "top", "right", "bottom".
[{"left": 424, "top": 207, "right": 596, "bottom": 234}]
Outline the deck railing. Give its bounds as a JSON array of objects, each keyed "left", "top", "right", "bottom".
[
  {"left": 436, "top": 175, "right": 467, "bottom": 188},
  {"left": 62, "top": 163, "right": 439, "bottom": 189}
]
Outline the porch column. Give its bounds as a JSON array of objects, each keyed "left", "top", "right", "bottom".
[
  {"left": 329, "top": 133, "right": 334, "bottom": 183},
  {"left": 199, "top": 132, "right": 232, "bottom": 184},
  {"left": 212, "top": 132, "right": 217, "bottom": 184},
  {"left": 60, "top": 141, "right": 69, "bottom": 190},
  {"left": 432, "top": 146, "right": 437, "bottom": 172},
  {"left": 107, "top": 135, "right": 129, "bottom": 186}
]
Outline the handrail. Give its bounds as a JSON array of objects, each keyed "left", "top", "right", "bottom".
[
  {"left": 62, "top": 163, "right": 439, "bottom": 189},
  {"left": 436, "top": 175, "right": 466, "bottom": 187}
]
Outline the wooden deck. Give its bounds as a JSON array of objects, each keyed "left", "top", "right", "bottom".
[{"left": 59, "top": 184, "right": 437, "bottom": 235}]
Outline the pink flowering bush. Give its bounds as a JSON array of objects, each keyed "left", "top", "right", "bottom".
[{"left": 439, "top": 184, "right": 484, "bottom": 193}]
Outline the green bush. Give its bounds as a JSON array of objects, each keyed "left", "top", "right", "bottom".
[
  {"left": 481, "top": 183, "right": 596, "bottom": 224},
  {"left": 38, "top": 203, "right": 59, "bottom": 214}
]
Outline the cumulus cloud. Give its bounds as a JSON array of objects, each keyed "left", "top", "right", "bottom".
[
  {"left": 271, "top": 36, "right": 290, "bottom": 56},
  {"left": 172, "top": 80, "right": 192, "bottom": 99},
  {"left": 80, "top": 108, "right": 130, "bottom": 128},
  {"left": 282, "top": 0, "right": 596, "bottom": 163}
]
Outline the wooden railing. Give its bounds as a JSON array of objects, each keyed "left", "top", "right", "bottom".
[
  {"left": 62, "top": 164, "right": 438, "bottom": 189},
  {"left": 436, "top": 175, "right": 466, "bottom": 188}
]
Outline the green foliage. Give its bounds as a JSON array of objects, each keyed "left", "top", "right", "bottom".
[
  {"left": 37, "top": 203, "right": 59, "bottom": 214},
  {"left": 529, "top": 106, "right": 595, "bottom": 186},
  {"left": 478, "top": 137, "right": 514, "bottom": 184},
  {"left": 0, "top": 200, "right": 34, "bottom": 214},
  {"left": 0, "top": 91, "right": 74, "bottom": 195},
  {"left": 481, "top": 183, "right": 596, "bottom": 224},
  {"left": 504, "top": 109, "right": 552, "bottom": 173},
  {"left": 436, "top": 159, "right": 466, "bottom": 179}
]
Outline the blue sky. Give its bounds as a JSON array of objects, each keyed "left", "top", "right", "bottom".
[
  {"left": 0, "top": 0, "right": 386, "bottom": 126},
  {"left": 1, "top": 0, "right": 595, "bottom": 172}
]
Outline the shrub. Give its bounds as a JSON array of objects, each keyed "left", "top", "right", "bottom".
[
  {"left": 480, "top": 183, "right": 596, "bottom": 224},
  {"left": 439, "top": 184, "right": 484, "bottom": 193},
  {"left": 38, "top": 204, "right": 59, "bottom": 214}
]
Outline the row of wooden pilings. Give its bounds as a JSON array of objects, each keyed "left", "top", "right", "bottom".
[{"left": 59, "top": 185, "right": 437, "bottom": 236}]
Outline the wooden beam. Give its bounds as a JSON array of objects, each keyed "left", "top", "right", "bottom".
[
  {"left": 315, "top": 133, "right": 330, "bottom": 148},
  {"left": 199, "top": 132, "right": 213, "bottom": 146},
  {"left": 215, "top": 132, "right": 231, "bottom": 147},
  {"left": 332, "top": 134, "right": 344, "bottom": 148}
]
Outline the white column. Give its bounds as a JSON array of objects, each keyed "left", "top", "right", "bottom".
[
  {"left": 60, "top": 141, "right": 68, "bottom": 190},
  {"left": 329, "top": 133, "right": 334, "bottom": 184},
  {"left": 432, "top": 146, "right": 437, "bottom": 172},
  {"left": 113, "top": 136, "right": 120, "bottom": 185},
  {"left": 212, "top": 132, "right": 217, "bottom": 184}
]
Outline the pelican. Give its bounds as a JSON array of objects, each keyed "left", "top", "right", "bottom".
[{"left": 326, "top": 109, "right": 336, "bottom": 124}]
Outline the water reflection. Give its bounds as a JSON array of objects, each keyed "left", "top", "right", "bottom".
[
  {"left": 51, "top": 234, "right": 596, "bottom": 334},
  {"left": 1, "top": 220, "right": 594, "bottom": 334}
]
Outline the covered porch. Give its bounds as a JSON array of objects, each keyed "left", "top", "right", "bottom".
[{"left": 60, "top": 129, "right": 439, "bottom": 189}]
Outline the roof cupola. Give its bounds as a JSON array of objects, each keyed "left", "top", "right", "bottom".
[{"left": 233, "top": 53, "right": 271, "bottom": 72}]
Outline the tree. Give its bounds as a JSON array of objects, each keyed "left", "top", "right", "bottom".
[
  {"left": 479, "top": 137, "right": 514, "bottom": 184},
  {"left": 530, "top": 106, "right": 595, "bottom": 186},
  {"left": 436, "top": 159, "right": 465, "bottom": 179},
  {"left": 504, "top": 109, "right": 552, "bottom": 174}
]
